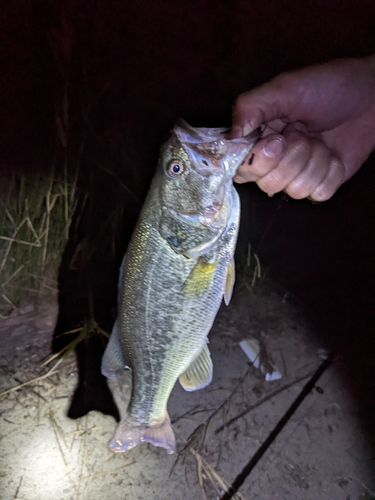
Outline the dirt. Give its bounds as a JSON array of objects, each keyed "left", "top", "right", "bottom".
[{"left": 0, "top": 277, "right": 374, "bottom": 500}]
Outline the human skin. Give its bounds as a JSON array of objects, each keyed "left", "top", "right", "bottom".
[{"left": 230, "top": 55, "right": 375, "bottom": 201}]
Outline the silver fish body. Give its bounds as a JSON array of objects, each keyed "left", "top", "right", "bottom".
[{"left": 102, "top": 120, "right": 259, "bottom": 454}]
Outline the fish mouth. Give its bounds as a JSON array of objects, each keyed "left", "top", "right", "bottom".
[{"left": 169, "top": 202, "right": 223, "bottom": 227}]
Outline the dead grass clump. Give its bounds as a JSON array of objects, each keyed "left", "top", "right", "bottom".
[{"left": 0, "top": 170, "right": 77, "bottom": 313}]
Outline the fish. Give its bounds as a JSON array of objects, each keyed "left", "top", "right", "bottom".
[{"left": 101, "top": 119, "right": 259, "bottom": 454}]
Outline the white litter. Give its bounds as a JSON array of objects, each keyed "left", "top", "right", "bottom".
[{"left": 239, "top": 338, "right": 282, "bottom": 381}]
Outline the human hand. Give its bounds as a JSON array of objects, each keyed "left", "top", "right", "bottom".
[{"left": 231, "top": 56, "right": 375, "bottom": 201}]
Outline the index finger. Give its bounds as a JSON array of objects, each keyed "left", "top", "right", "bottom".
[{"left": 231, "top": 80, "right": 300, "bottom": 138}]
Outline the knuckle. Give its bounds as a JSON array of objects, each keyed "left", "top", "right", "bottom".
[
  {"left": 285, "top": 180, "right": 310, "bottom": 200},
  {"left": 234, "top": 167, "right": 251, "bottom": 183},
  {"left": 234, "top": 92, "right": 251, "bottom": 111},
  {"left": 233, "top": 174, "right": 246, "bottom": 184},
  {"left": 331, "top": 157, "right": 346, "bottom": 180},
  {"left": 272, "top": 71, "right": 294, "bottom": 90},
  {"left": 312, "top": 186, "right": 332, "bottom": 201},
  {"left": 289, "top": 135, "right": 311, "bottom": 156},
  {"left": 258, "top": 169, "right": 285, "bottom": 193},
  {"left": 233, "top": 94, "right": 244, "bottom": 110},
  {"left": 313, "top": 157, "right": 345, "bottom": 200},
  {"left": 251, "top": 161, "right": 273, "bottom": 177}
]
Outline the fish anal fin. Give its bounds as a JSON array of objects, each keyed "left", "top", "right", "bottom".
[
  {"left": 224, "top": 256, "right": 235, "bottom": 306},
  {"left": 179, "top": 343, "right": 213, "bottom": 392},
  {"left": 109, "top": 414, "right": 176, "bottom": 455},
  {"left": 101, "top": 321, "right": 126, "bottom": 379}
]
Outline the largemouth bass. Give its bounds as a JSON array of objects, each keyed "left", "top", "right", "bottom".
[{"left": 102, "top": 119, "right": 259, "bottom": 454}]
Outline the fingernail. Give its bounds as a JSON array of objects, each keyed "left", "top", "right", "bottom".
[
  {"left": 229, "top": 125, "right": 242, "bottom": 139},
  {"left": 307, "top": 195, "right": 321, "bottom": 204},
  {"left": 264, "top": 137, "right": 285, "bottom": 157}
]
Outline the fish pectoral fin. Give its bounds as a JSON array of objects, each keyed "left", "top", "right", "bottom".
[
  {"left": 184, "top": 258, "right": 218, "bottom": 296},
  {"left": 224, "top": 256, "right": 235, "bottom": 306},
  {"left": 101, "top": 320, "right": 126, "bottom": 379},
  {"left": 109, "top": 414, "right": 176, "bottom": 454},
  {"left": 179, "top": 343, "right": 213, "bottom": 392}
]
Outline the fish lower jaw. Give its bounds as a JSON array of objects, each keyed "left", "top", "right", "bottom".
[{"left": 109, "top": 414, "right": 176, "bottom": 454}]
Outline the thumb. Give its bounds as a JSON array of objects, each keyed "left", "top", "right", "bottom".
[
  {"left": 230, "top": 77, "right": 302, "bottom": 138},
  {"left": 234, "top": 133, "right": 287, "bottom": 183}
]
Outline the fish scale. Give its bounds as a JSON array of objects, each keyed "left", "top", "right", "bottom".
[{"left": 101, "top": 119, "right": 259, "bottom": 453}]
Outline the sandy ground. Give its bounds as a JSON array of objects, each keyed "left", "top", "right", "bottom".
[{"left": 0, "top": 278, "right": 374, "bottom": 500}]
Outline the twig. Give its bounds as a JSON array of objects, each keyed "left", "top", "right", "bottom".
[
  {"left": 49, "top": 409, "right": 68, "bottom": 466},
  {"left": 172, "top": 425, "right": 247, "bottom": 500},
  {"left": 351, "top": 476, "right": 375, "bottom": 497},
  {"left": 200, "top": 367, "right": 251, "bottom": 445},
  {"left": 80, "top": 461, "right": 136, "bottom": 480},
  {"left": 13, "top": 476, "right": 23, "bottom": 499},
  {"left": 0, "top": 358, "right": 63, "bottom": 398},
  {"left": 1, "top": 265, "right": 25, "bottom": 288},
  {"left": 171, "top": 404, "right": 216, "bottom": 424},
  {"left": 197, "top": 453, "right": 208, "bottom": 500},
  {"left": 189, "top": 447, "right": 247, "bottom": 500},
  {"left": 77, "top": 415, "right": 89, "bottom": 500},
  {"left": 42, "top": 176, "right": 55, "bottom": 272},
  {"left": 215, "top": 371, "right": 314, "bottom": 434},
  {"left": 29, "top": 386, "right": 47, "bottom": 403},
  {"left": 28, "top": 274, "right": 58, "bottom": 284},
  {"left": 0, "top": 216, "right": 39, "bottom": 273},
  {"left": 251, "top": 253, "right": 261, "bottom": 287},
  {"left": 2, "top": 293, "right": 17, "bottom": 309},
  {"left": 50, "top": 409, "right": 68, "bottom": 448}
]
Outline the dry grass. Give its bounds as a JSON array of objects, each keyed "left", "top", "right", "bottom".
[
  {"left": 246, "top": 243, "right": 261, "bottom": 288},
  {"left": 0, "top": 170, "right": 77, "bottom": 313}
]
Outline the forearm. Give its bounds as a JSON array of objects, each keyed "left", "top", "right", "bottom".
[{"left": 341, "top": 54, "right": 375, "bottom": 181}]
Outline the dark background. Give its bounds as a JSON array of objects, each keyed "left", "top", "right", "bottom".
[{"left": 2, "top": 0, "right": 375, "bottom": 457}]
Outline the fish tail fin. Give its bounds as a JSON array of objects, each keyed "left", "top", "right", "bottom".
[{"left": 109, "top": 414, "right": 176, "bottom": 454}]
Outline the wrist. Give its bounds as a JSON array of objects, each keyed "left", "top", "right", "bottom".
[{"left": 359, "top": 54, "right": 375, "bottom": 166}]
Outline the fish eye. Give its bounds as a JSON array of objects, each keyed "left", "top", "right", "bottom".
[{"left": 167, "top": 160, "right": 184, "bottom": 177}]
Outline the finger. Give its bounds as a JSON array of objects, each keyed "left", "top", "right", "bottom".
[
  {"left": 231, "top": 91, "right": 284, "bottom": 138},
  {"left": 233, "top": 133, "right": 287, "bottom": 183},
  {"left": 231, "top": 76, "right": 302, "bottom": 137},
  {"left": 309, "top": 155, "right": 346, "bottom": 201},
  {"left": 283, "top": 141, "right": 331, "bottom": 199},
  {"left": 256, "top": 127, "right": 313, "bottom": 194}
]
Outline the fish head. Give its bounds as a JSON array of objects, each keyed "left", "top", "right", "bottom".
[{"left": 158, "top": 119, "right": 259, "bottom": 256}]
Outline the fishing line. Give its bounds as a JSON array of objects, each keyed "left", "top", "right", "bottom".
[{"left": 220, "top": 357, "right": 333, "bottom": 500}]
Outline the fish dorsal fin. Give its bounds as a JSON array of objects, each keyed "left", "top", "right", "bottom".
[
  {"left": 179, "top": 343, "right": 213, "bottom": 392},
  {"left": 224, "top": 256, "right": 235, "bottom": 306},
  {"left": 101, "top": 320, "right": 127, "bottom": 379}
]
